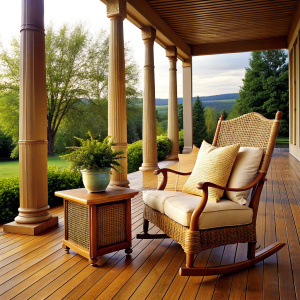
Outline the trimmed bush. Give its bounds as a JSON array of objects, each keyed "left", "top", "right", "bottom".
[
  {"left": 0, "top": 177, "right": 19, "bottom": 224},
  {"left": 0, "top": 167, "right": 83, "bottom": 224},
  {"left": 47, "top": 166, "right": 83, "bottom": 207},
  {"left": 179, "top": 129, "right": 184, "bottom": 153},
  {"left": 157, "top": 135, "right": 171, "bottom": 161},
  {"left": 127, "top": 136, "right": 172, "bottom": 173},
  {"left": 127, "top": 140, "right": 143, "bottom": 173}
]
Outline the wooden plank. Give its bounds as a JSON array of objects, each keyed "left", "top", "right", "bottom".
[
  {"left": 274, "top": 156, "right": 297, "bottom": 300},
  {"left": 65, "top": 227, "right": 161, "bottom": 299},
  {"left": 263, "top": 164, "right": 280, "bottom": 299},
  {"left": 145, "top": 248, "right": 186, "bottom": 299},
  {"left": 113, "top": 241, "right": 180, "bottom": 299},
  {"left": 95, "top": 237, "right": 174, "bottom": 299}
]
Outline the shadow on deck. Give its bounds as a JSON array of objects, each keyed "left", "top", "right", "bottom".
[{"left": 0, "top": 149, "right": 299, "bottom": 299}]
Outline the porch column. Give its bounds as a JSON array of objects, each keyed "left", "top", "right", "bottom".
[
  {"left": 106, "top": 0, "right": 129, "bottom": 187},
  {"left": 182, "top": 59, "right": 193, "bottom": 154},
  {"left": 4, "top": 0, "right": 58, "bottom": 235},
  {"left": 166, "top": 46, "right": 180, "bottom": 160},
  {"left": 139, "top": 27, "right": 158, "bottom": 188}
]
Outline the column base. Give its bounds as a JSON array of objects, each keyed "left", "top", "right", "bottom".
[
  {"left": 109, "top": 180, "right": 130, "bottom": 188},
  {"left": 182, "top": 146, "right": 193, "bottom": 154},
  {"left": 3, "top": 216, "right": 59, "bottom": 236}
]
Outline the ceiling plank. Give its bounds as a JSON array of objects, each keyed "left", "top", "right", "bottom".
[
  {"left": 287, "top": 1, "right": 300, "bottom": 45},
  {"left": 100, "top": 0, "right": 191, "bottom": 60},
  {"left": 192, "top": 37, "right": 287, "bottom": 56}
]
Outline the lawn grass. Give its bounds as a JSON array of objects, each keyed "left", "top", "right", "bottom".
[{"left": 0, "top": 155, "right": 69, "bottom": 179}]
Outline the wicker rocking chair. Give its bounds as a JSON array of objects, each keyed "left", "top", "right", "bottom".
[{"left": 137, "top": 111, "right": 285, "bottom": 276}]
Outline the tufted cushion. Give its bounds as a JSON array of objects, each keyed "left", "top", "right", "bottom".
[
  {"left": 164, "top": 195, "right": 253, "bottom": 229},
  {"left": 143, "top": 190, "right": 189, "bottom": 213},
  {"left": 225, "top": 147, "right": 264, "bottom": 205},
  {"left": 182, "top": 141, "right": 240, "bottom": 202}
]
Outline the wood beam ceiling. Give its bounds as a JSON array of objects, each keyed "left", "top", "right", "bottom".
[
  {"left": 100, "top": 0, "right": 191, "bottom": 61},
  {"left": 191, "top": 37, "right": 287, "bottom": 56}
]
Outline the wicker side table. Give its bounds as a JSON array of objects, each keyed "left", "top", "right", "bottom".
[{"left": 55, "top": 186, "right": 139, "bottom": 265}]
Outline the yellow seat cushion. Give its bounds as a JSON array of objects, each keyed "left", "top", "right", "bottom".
[{"left": 182, "top": 141, "right": 240, "bottom": 202}]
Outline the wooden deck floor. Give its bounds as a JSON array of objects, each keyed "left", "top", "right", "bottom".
[{"left": 0, "top": 150, "right": 299, "bottom": 299}]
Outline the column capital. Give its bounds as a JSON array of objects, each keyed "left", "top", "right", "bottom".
[
  {"left": 166, "top": 46, "right": 177, "bottom": 58},
  {"left": 142, "top": 27, "right": 156, "bottom": 41},
  {"left": 182, "top": 58, "right": 192, "bottom": 68},
  {"left": 107, "top": 0, "right": 126, "bottom": 18}
]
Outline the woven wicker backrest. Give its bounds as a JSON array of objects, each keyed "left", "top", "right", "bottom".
[
  {"left": 215, "top": 112, "right": 274, "bottom": 148},
  {"left": 213, "top": 112, "right": 282, "bottom": 174}
]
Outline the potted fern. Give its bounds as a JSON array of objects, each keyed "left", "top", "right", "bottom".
[{"left": 60, "top": 132, "right": 124, "bottom": 192}]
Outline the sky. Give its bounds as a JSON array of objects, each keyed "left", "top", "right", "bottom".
[{"left": 0, "top": 0, "right": 252, "bottom": 98}]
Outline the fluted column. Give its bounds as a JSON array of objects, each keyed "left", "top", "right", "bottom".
[
  {"left": 182, "top": 58, "right": 193, "bottom": 153},
  {"left": 139, "top": 27, "right": 158, "bottom": 188},
  {"left": 166, "top": 46, "right": 180, "bottom": 160},
  {"left": 107, "top": 0, "right": 129, "bottom": 187},
  {"left": 4, "top": 0, "right": 58, "bottom": 235}
]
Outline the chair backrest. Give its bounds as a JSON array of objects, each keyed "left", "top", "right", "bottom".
[
  {"left": 213, "top": 111, "right": 282, "bottom": 174},
  {"left": 174, "top": 112, "right": 282, "bottom": 191}
]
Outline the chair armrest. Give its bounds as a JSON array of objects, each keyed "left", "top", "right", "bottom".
[
  {"left": 196, "top": 172, "right": 266, "bottom": 192},
  {"left": 189, "top": 172, "right": 266, "bottom": 231},
  {"left": 154, "top": 168, "right": 192, "bottom": 190}
]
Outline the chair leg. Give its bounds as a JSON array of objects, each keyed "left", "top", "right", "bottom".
[
  {"left": 143, "top": 218, "right": 149, "bottom": 234},
  {"left": 247, "top": 242, "right": 256, "bottom": 260},
  {"left": 136, "top": 218, "right": 170, "bottom": 239},
  {"left": 186, "top": 253, "right": 194, "bottom": 268}
]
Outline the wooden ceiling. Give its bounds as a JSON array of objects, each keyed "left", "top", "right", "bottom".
[{"left": 103, "top": 0, "right": 300, "bottom": 60}]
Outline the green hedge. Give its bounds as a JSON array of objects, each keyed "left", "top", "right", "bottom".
[
  {"left": 0, "top": 167, "right": 83, "bottom": 224},
  {"left": 127, "top": 135, "right": 171, "bottom": 173},
  {"left": 127, "top": 140, "right": 143, "bottom": 173}
]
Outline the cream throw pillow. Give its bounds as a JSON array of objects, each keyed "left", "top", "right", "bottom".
[
  {"left": 225, "top": 147, "right": 264, "bottom": 205},
  {"left": 182, "top": 141, "right": 240, "bottom": 202}
]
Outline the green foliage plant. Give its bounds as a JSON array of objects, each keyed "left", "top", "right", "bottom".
[
  {"left": 193, "top": 96, "right": 207, "bottom": 147},
  {"left": 231, "top": 50, "right": 289, "bottom": 136},
  {"left": 60, "top": 132, "right": 124, "bottom": 172},
  {"left": 157, "top": 136, "right": 172, "bottom": 161},
  {"left": 0, "top": 167, "right": 83, "bottom": 224},
  {"left": 127, "top": 136, "right": 171, "bottom": 173},
  {"left": 127, "top": 140, "right": 143, "bottom": 173}
]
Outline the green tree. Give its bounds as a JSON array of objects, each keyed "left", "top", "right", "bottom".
[
  {"left": 0, "top": 38, "right": 20, "bottom": 157},
  {"left": 193, "top": 96, "right": 207, "bottom": 147},
  {"left": 205, "top": 107, "right": 218, "bottom": 143},
  {"left": 178, "top": 103, "right": 183, "bottom": 130},
  {"left": 231, "top": 50, "right": 289, "bottom": 135},
  {"left": 0, "top": 24, "right": 141, "bottom": 157}
]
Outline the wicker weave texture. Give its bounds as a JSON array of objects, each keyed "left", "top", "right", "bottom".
[
  {"left": 216, "top": 112, "right": 273, "bottom": 148},
  {"left": 97, "top": 202, "right": 126, "bottom": 248},
  {"left": 68, "top": 201, "right": 90, "bottom": 249},
  {"left": 144, "top": 204, "right": 256, "bottom": 253}
]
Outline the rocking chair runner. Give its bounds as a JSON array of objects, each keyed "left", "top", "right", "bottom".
[{"left": 137, "top": 111, "right": 285, "bottom": 276}]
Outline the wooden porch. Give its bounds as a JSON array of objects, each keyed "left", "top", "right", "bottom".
[{"left": 0, "top": 149, "right": 299, "bottom": 299}]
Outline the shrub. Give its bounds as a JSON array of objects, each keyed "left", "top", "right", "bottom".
[
  {"left": 179, "top": 129, "right": 184, "bottom": 153},
  {"left": 47, "top": 167, "right": 83, "bottom": 207},
  {"left": 157, "top": 135, "right": 171, "bottom": 161},
  {"left": 0, "top": 167, "right": 83, "bottom": 224},
  {"left": 127, "top": 136, "right": 171, "bottom": 173},
  {"left": 127, "top": 140, "right": 143, "bottom": 173},
  {"left": 0, "top": 177, "right": 19, "bottom": 224}
]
